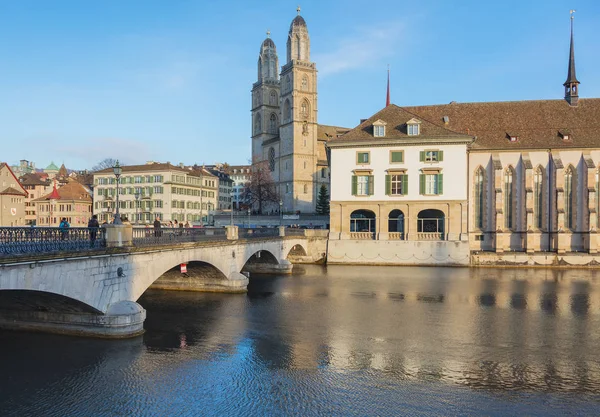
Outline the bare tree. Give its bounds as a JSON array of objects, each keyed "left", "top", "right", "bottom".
[
  {"left": 91, "top": 158, "right": 118, "bottom": 172},
  {"left": 241, "top": 161, "right": 278, "bottom": 214}
]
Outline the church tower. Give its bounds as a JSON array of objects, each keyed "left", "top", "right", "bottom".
[
  {"left": 564, "top": 10, "right": 580, "bottom": 106},
  {"left": 251, "top": 31, "right": 281, "bottom": 165},
  {"left": 279, "top": 7, "right": 319, "bottom": 213}
]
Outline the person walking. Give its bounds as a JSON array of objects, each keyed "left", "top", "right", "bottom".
[
  {"left": 153, "top": 216, "right": 162, "bottom": 237},
  {"left": 88, "top": 215, "right": 99, "bottom": 248},
  {"left": 59, "top": 217, "right": 70, "bottom": 240}
]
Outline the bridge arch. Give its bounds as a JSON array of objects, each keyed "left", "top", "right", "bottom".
[{"left": 0, "top": 289, "right": 102, "bottom": 314}]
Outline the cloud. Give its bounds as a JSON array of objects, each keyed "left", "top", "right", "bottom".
[{"left": 313, "top": 22, "right": 407, "bottom": 78}]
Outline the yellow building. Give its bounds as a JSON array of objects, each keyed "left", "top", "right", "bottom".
[
  {"left": 34, "top": 180, "right": 92, "bottom": 227},
  {"left": 0, "top": 163, "right": 27, "bottom": 227}
]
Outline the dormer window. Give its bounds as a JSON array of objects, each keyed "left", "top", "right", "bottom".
[
  {"left": 406, "top": 118, "right": 421, "bottom": 136},
  {"left": 506, "top": 133, "right": 518, "bottom": 143},
  {"left": 559, "top": 131, "right": 571, "bottom": 141},
  {"left": 372, "top": 119, "right": 387, "bottom": 137}
]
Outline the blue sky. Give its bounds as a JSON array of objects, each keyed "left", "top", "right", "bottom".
[{"left": 0, "top": 0, "right": 598, "bottom": 170}]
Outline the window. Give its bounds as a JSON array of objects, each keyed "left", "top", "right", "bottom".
[
  {"left": 303, "top": 184, "right": 308, "bottom": 194},
  {"left": 301, "top": 76, "right": 308, "bottom": 91},
  {"left": 269, "top": 90, "right": 277, "bottom": 106},
  {"left": 254, "top": 114, "right": 262, "bottom": 134},
  {"left": 419, "top": 173, "right": 443, "bottom": 195},
  {"left": 386, "top": 174, "right": 407, "bottom": 196},
  {"left": 420, "top": 150, "right": 443, "bottom": 162},
  {"left": 321, "top": 167, "right": 326, "bottom": 178},
  {"left": 356, "top": 152, "right": 370, "bottom": 164},
  {"left": 474, "top": 167, "right": 484, "bottom": 229},
  {"left": 504, "top": 168, "right": 514, "bottom": 229},
  {"left": 350, "top": 210, "right": 376, "bottom": 233},
  {"left": 286, "top": 75, "right": 291, "bottom": 92},
  {"left": 268, "top": 147, "right": 276, "bottom": 172},
  {"left": 374, "top": 125, "right": 385, "bottom": 137},
  {"left": 390, "top": 151, "right": 403, "bottom": 163},
  {"left": 284, "top": 99, "right": 291, "bottom": 121},
  {"left": 285, "top": 183, "right": 290, "bottom": 194},
  {"left": 407, "top": 123, "right": 420, "bottom": 135},
  {"left": 301, "top": 100, "right": 309, "bottom": 118},
  {"left": 269, "top": 113, "right": 278, "bottom": 134},
  {"left": 534, "top": 167, "right": 543, "bottom": 229},
  {"left": 565, "top": 166, "right": 574, "bottom": 229},
  {"left": 352, "top": 174, "right": 374, "bottom": 196}
]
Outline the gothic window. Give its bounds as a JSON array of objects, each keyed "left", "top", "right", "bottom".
[
  {"left": 534, "top": 167, "right": 544, "bottom": 229},
  {"left": 504, "top": 167, "right": 514, "bottom": 229},
  {"left": 268, "top": 148, "right": 275, "bottom": 172},
  {"left": 269, "top": 61, "right": 276, "bottom": 78},
  {"left": 286, "top": 75, "right": 291, "bottom": 92},
  {"left": 565, "top": 166, "right": 574, "bottom": 229},
  {"left": 254, "top": 114, "right": 262, "bottom": 134},
  {"left": 269, "top": 90, "right": 278, "bottom": 106},
  {"left": 301, "top": 76, "right": 308, "bottom": 91},
  {"left": 301, "top": 99, "right": 309, "bottom": 118},
  {"left": 304, "top": 184, "right": 308, "bottom": 194},
  {"left": 284, "top": 99, "right": 291, "bottom": 122},
  {"left": 474, "top": 167, "right": 484, "bottom": 229},
  {"left": 269, "top": 113, "right": 278, "bottom": 134}
]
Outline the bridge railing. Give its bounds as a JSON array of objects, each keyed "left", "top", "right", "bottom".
[
  {"left": 0, "top": 227, "right": 107, "bottom": 257},
  {"left": 131, "top": 227, "right": 227, "bottom": 246},
  {"left": 238, "top": 227, "right": 280, "bottom": 239}
]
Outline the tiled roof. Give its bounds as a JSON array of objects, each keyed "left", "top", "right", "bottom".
[
  {"left": 317, "top": 124, "right": 350, "bottom": 141},
  {"left": 0, "top": 186, "right": 27, "bottom": 196},
  {"left": 19, "top": 173, "right": 49, "bottom": 186},
  {"left": 94, "top": 162, "right": 215, "bottom": 178},
  {"left": 34, "top": 180, "right": 91, "bottom": 202},
  {"left": 329, "top": 105, "right": 471, "bottom": 144},
  {"left": 402, "top": 98, "right": 600, "bottom": 150}
]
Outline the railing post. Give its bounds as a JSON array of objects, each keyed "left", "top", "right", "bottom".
[
  {"left": 104, "top": 224, "right": 133, "bottom": 248},
  {"left": 279, "top": 226, "right": 286, "bottom": 237},
  {"left": 226, "top": 225, "right": 239, "bottom": 240}
]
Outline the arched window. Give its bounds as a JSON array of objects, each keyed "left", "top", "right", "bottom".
[
  {"left": 388, "top": 209, "right": 405, "bottom": 238},
  {"left": 417, "top": 209, "right": 445, "bottom": 237},
  {"left": 286, "top": 75, "right": 291, "bottom": 92},
  {"left": 269, "top": 113, "right": 278, "bottom": 134},
  {"left": 301, "top": 99, "right": 309, "bottom": 118},
  {"left": 534, "top": 167, "right": 544, "bottom": 229},
  {"left": 254, "top": 114, "right": 261, "bottom": 134},
  {"left": 268, "top": 148, "right": 275, "bottom": 172},
  {"left": 565, "top": 166, "right": 574, "bottom": 229},
  {"left": 350, "top": 210, "right": 376, "bottom": 234},
  {"left": 269, "top": 90, "right": 277, "bottom": 106},
  {"left": 474, "top": 167, "right": 484, "bottom": 229},
  {"left": 301, "top": 76, "right": 308, "bottom": 91},
  {"left": 504, "top": 167, "right": 514, "bottom": 229},
  {"left": 284, "top": 99, "right": 291, "bottom": 121}
]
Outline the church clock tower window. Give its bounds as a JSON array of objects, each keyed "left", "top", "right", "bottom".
[{"left": 301, "top": 100, "right": 309, "bottom": 118}]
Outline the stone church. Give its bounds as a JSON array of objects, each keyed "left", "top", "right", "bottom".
[{"left": 251, "top": 8, "right": 348, "bottom": 214}]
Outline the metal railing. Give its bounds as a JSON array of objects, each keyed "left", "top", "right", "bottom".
[
  {"left": 239, "top": 227, "right": 280, "bottom": 239},
  {"left": 132, "top": 227, "right": 226, "bottom": 246},
  {"left": 0, "top": 227, "right": 106, "bottom": 257}
]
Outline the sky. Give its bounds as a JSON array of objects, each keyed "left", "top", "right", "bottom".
[{"left": 0, "top": 0, "right": 599, "bottom": 171}]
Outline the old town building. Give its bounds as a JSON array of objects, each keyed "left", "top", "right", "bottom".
[
  {"left": 19, "top": 173, "right": 52, "bottom": 225},
  {"left": 0, "top": 163, "right": 27, "bottom": 227},
  {"left": 33, "top": 180, "right": 92, "bottom": 227}
]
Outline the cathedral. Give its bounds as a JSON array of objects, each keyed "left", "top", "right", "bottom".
[{"left": 251, "top": 8, "right": 348, "bottom": 214}]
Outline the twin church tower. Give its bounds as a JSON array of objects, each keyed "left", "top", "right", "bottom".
[{"left": 251, "top": 8, "right": 329, "bottom": 214}]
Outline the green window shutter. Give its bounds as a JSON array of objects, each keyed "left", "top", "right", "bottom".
[
  {"left": 368, "top": 175, "right": 374, "bottom": 195},
  {"left": 399, "top": 151, "right": 403, "bottom": 163},
  {"left": 391, "top": 151, "right": 403, "bottom": 163},
  {"left": 419, "top": 174, "right": 425, "bottom": 195},
  {"left": 420, "top": 151, "right": 425, "bottom": 162},
  {"left": 351, "top": 176, "right": 357, "bottom": 195},
  {"left": 402, "top": 174, "right": 408, "bottom": 195},
  {"left": 438, "top": 174, "right": 444, "bottom": 194},
  {"left": 438, "top": 150, "right": 444, "bottom": 161},
  {"left": 385, "top": 175, "right": 391, "bottom": 195}
]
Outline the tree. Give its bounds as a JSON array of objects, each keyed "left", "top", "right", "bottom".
[
  {"left": 316, "top": 184, "right": 330, "bottom": 215},
  {"left": 241, "top": 161, "right": 278, "bottom": 214},
  {"left": 91, "top": 158, "right": 118, "bottom": 172}
]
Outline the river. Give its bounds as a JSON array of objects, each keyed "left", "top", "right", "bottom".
[{"left": 1, "top": 265, "right": 600, "bottom": 416}]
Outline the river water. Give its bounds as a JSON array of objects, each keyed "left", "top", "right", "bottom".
[{"left": 1, "top": 265, "right": 600, "bottom": 416}]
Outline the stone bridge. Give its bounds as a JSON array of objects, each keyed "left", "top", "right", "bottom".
[{"left": 0, "top": 226, "right": 327, "bottom": 338}]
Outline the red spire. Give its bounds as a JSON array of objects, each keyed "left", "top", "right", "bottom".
[
  {"left": 386, "top": 66, "right": 391, "bottom": 107},
  {"left": 48, "top": 180, "right": 60, "bottom": 200}
]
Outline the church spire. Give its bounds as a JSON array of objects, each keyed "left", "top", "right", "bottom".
[
  {"left": 564, "top": 10, "right": 580, "bottom": 106},
  {"left": 386, "top": 65, "right": 391, "bottom": 107}
]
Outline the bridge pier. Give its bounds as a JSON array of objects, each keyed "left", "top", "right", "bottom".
[
  {"left": 150, "top": 271, "right": 249, "bottom": 293},
  {"left": 0, "top": 301, "right": 145, "bottom": 339},
  {"left": 243, "top": 259, "right": 294, "bottom": 275}
]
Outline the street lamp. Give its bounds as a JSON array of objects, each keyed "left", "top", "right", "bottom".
[
  {"left": 134, "top": 191, "right": 140, "bottom": 224},
  {"left": 247, "top": 207, "right": 251, "bottom": 228},
  {"left": 113, "top": 161, "right": 122, "bottom": 225},
  {"left": 279, "top": 199, "right": 283, "bottom": 227}
]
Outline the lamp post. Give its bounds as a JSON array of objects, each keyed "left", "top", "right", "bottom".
[
  {"left": 279, "top": 199, "right": 283, "bottom": 227},
  {"left": 113, "top": 161, "right": 122, "bottom": 225},
  {"left": 247, "top": 207, "right": 251, "bottom": 228},
  {"left": 134, "top": 191, "right": 140, "bottom": 224}
]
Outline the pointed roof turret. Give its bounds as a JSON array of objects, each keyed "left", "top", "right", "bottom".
[
  {"left": 48, "top": 180, "right": 60, "bottom": 200},
  {"left": 564, "top": 10, "right": 580, "bottom": 106}
]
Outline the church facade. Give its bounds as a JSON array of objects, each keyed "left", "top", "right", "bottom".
[
  {"left": 251, "top": 9, "right": 347, "bottom": 214},
  {"left": 327, "top": 14, "right": 600, "bottom": 265}
]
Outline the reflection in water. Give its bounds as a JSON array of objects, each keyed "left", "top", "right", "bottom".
[{"left": 2, "top": 266, "right": 600, "bottom": 416}]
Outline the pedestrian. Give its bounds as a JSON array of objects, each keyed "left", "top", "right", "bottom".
[
  {"left": 59, "top": 217, "right": 70, "bottom": 240},
  {"left": 154, "top": 216, "right": 162, "bottom": 237},
  {"left": 88, "top": 215, "right": 99, "bottom": 248},
  {"left": 185, "top": 221, "right": 190, "bottom": 228}
]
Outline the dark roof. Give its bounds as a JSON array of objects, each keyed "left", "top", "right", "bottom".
[
  {"left": 329, "top": 105, "right": 471, "bottom": 145},
  {"left": 19, "top": 173, "right": 49, "bottom": 186},
  {"left": 401, "top": 99, "right": 600, "bottom": 150},
  {"left": 262, "top": 38, "right": 275, "bottom": 49},
  {"left": 34, "top": 180, "right": 91, "bottom": 202},
  {"left": 317, "top": 124, "right": 351, "bottom": 141},
  {"left": 94, "top": 162, "right": 214, "bottom": 178},
  {"left": 0, "top": 186, "right": 27, "bottom": 196},
  {"left": 290, "top": 15, "right": 307, "bottom": 31},
  {"left": 565, "top": 22, "right": 579, "bottom": 85}
]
